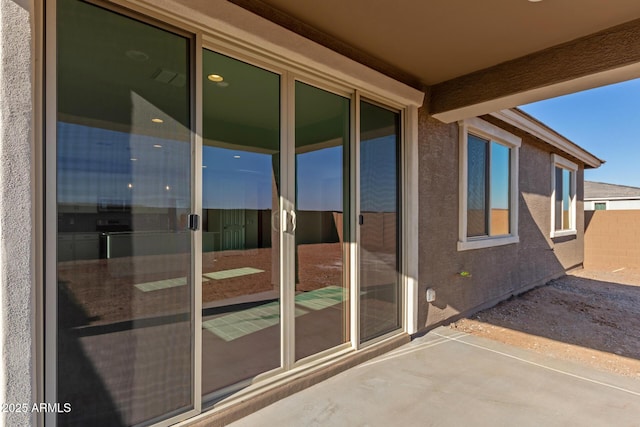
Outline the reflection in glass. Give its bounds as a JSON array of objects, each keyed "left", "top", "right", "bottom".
[
  {"left": 467, "top": 135, "right": 488, "bottom": 237},
  {"left": 467, "top": 135, "right": 511, "bottom": 238},
  {"left": 359, "top": 102, "right": 401, "bottom": 342},
  {"left": 555, "top": 167, "right": 572, "bottom": 231},
  {"left": 555, "top": 167, "right": 563, "bottom": 230},
  {"left": 56, "top": 0, "right": 192, "bottom": 425},
  {"left": 563, "top": 169, "right": 571, "bottom": 230},
  {"left": 294, "top": 82, "right": 350, "bottom": 360},
  {"left": 490, "top": 142, "right": 510, "bottom": 236},
  {"left": 201, "top": 50, "right": 281, "bottom": 401}
]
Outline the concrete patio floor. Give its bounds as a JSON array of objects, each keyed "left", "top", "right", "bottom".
[{"left": 230, "top": 326, "right": 640, "bottom": 426}]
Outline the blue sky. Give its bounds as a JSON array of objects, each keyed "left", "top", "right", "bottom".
[{"left": 519, "top": 78, "right": 640, "bottom": 188}]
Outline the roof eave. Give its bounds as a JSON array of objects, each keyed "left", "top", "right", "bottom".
[{"left": 489, "top": 108, "right": 604, "bottom": 168}]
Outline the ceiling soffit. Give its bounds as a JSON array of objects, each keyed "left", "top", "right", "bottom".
[{"left": 230, "top": 0, "right": 640, "bottom": 120}]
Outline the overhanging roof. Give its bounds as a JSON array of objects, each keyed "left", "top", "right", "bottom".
[{"left": 232, "top": 0, "right": 640, "bottom": 122}]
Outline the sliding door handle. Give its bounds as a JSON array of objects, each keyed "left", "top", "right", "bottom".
[
  {"left": 282, "top": 209, "right": 289, "bottom": 233},
  {"left": 187, "top": 213, "right": 199, "bottom": 231},
  {"left": 281, "top": 209, "right": 297, "bottom": 234}
]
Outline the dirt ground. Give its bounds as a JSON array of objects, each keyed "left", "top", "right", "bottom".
[{"left": 451, "top": 268, "right": 640, "bottom": 379}]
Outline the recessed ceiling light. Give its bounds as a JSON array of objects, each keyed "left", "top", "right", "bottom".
[
  {"left": 128, "top": 183, "right": 133, "bottom": 189},
  {"left": 151, "top": 118, "right": 164, "bottom": 123},
  {"left": 233, "top": 155, "right": 241, "bottom": 159},
  {"left": 207, "top": 74, "right": 224, "bottom": 82},
  {"left": 153, "top": 144, "right": 162, "bottom": 148},
  {"left": 130, "top": 158, "right": 138, "bottom": 161},
  {"left": 165, "top": 185, "right": 171, "bottom": 191},
  {"left": 125, "top": 50, "right": 149, "bottom": 62},
  {"left": 217, "top": 81, "right": 230, "bottom": 88}
]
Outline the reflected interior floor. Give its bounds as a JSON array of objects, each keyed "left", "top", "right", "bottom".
[
  {"left": 58, "top": 243, "right": 398, "bottom": 416},
  {"left": 203, "top": 286, "right": 344, "bottom": 342},
  {"left": 134, "top": 277, "right": 187, "bottom": 292},
  {"left": 203, "top": 267, "right": 264, "bottom": 280},
  {"left": 133, "top": 267, "right": 265, "bottom": 293},
  {"left": 59, "top": 319, "right": 192, "bottom": 426}
]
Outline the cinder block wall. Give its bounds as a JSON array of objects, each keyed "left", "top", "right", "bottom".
[
  {"left": 584, "top": 210, "right": 640, "bottom": 269},
  {"left": 417, "top": 111, "right": 585, "bottom": 329}
]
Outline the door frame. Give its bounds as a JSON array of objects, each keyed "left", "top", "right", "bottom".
[
  {"left": 44, "top": 1, "right": 202, "bottom": 425},
  {"left": 43, "top": 1, "right": 421, "bottom": 424}
]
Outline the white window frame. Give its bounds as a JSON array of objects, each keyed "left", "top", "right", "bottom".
[
  {"left": 458, "top": 117, "right": 520, "bottom": 251},
  {"left": 550, "top": 154, "right": 578, "bottom": 238}
]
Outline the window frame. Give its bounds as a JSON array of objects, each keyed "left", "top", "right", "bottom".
[
  {"left": 550, "top": 154, "right": 578, "bottom": 237},
  {"left": 458, "top": 117, "right": 520, "bottom": 251}
]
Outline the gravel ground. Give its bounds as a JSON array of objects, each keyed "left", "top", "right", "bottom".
[{"left": 451, "top": 268, "right": 640, "bottom": 379}]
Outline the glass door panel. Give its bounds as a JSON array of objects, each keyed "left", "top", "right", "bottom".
[
  {"left": 359, "top": 101, "right": 401, "bottom": 342},
  {"left": 201, "top": 50, "right": 281, "bottom": 400},
  {"left": 294, "top": 82, "right": 350, "bottom": 360},
  {"left": 56, "top": 0, "right": 193, "bottom": 425}
]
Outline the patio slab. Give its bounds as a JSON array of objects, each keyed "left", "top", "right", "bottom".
[{"left": 230, "top": 326, "right": 640, "bottom": 426}]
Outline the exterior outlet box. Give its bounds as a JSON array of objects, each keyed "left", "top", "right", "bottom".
[{"left": 426, "top": 288, "right": 436, "bottom": 303}]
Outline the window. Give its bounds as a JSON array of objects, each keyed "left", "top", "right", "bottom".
[
  {"left": 551, "top": 154, "right": 578, "bottom": 237},
  {"left": 594, "top": 202, "right": 607, "bottom": 210},
  {"left": 458, "top": 117, "right": 520, "bottom": 251}
]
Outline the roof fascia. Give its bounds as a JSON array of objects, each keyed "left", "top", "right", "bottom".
[{"left": 489, "top": 109, "right": 603, "bottom": 168}]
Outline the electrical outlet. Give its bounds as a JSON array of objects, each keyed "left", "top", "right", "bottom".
[{"left": 426, "top": 288, "right": 436, "bottom": 302}]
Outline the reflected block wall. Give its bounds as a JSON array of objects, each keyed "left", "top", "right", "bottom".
[{"left": 584, "top": 210, "right": 640, "bottom": 270}]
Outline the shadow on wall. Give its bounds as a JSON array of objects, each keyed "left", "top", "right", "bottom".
[
  {"left": 584, "top": 210, "right": 640, "bottom": 270},
  {"left": 418, "top": 113, "right": 586, "bottom": 330},
  {"left": 421, "top": 190, "right": 572, "bottom": 328}
]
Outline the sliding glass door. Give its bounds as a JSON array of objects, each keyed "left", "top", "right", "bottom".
[
  {"left": 294, "top": 82, "right": 351, "bottom": 360},
  {"left": 55, "top": 0, "right": 194, "bottom": 425},
  {"left": 359, "top": 101, "right": 401, "bottom": 342},
  {"left": 51, "top": 3, "right": 406, "bottom": 422},
  {"left": 201, "top": 49, "right": 281, "bottom": 401}
]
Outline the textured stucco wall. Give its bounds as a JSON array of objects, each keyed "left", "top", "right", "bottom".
[
  {"left": 0, "top": 0, "right": 35, "bottom": 426},
  {"left": 418, "top": 110, "right": 585, "bottom": 329}
]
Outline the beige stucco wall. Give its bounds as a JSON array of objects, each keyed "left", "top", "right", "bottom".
[
  {"left": 0, "top": 1, "right": 36, "bottom": 426},
  {"left": 417, "top": 111, "right": 585, "bottom": 329}
]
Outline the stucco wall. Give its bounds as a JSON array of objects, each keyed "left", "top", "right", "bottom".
[
  {"left": 0, "top": 0, "right": 35, "bottom": 426},
  {"left": 418, "top": 111, "right": 585, "bottom": 329}
]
